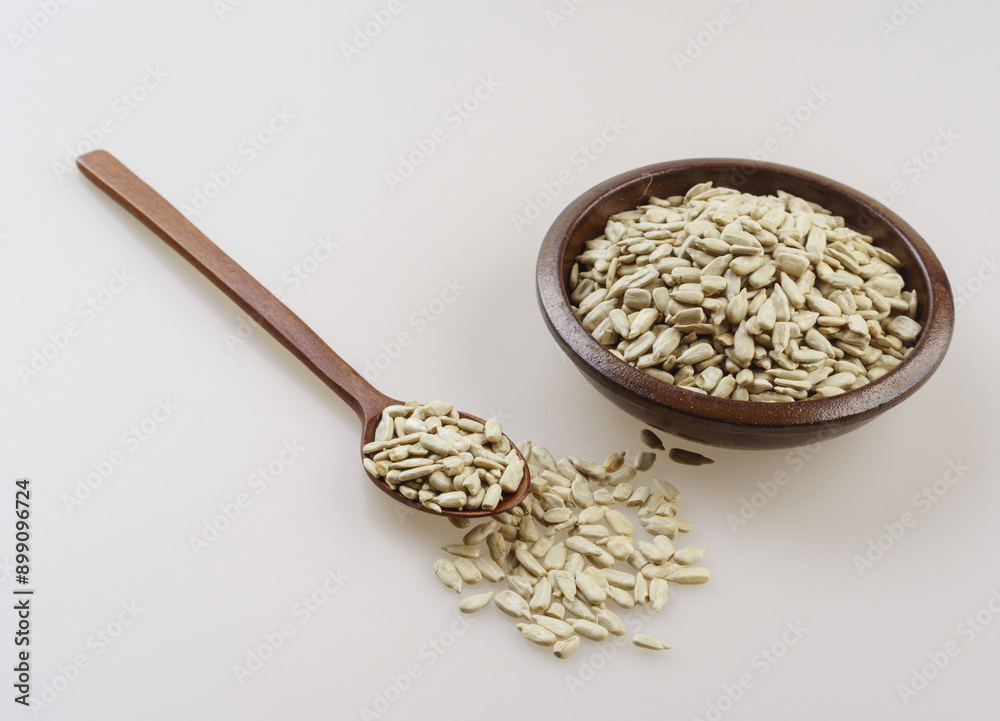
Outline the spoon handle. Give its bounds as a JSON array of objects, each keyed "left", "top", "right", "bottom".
[{"left": 77, "top": 149, "right": 391, "bottom": 423}]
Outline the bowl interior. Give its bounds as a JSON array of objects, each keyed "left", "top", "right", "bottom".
[
  {"left": 557, "top": 163, "right": 933, "bottom": 333},
  {"left": 538, "top": 159, "right": 954, "bottom": 448}
]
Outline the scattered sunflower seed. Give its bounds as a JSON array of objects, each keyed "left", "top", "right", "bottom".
[
  {"left": 517, "top": 623, "right": 557, "bottom": 646},
  {"left": 633, "top": 451, "right": 657, "bottom": 472},
  {"left": 632, "top": 634, "right": 671, "bottom": 651},
  {"left": 553, "top": 635, "right": 581, "bottom": 659},
  {"left": 431, "top": 439, "right": 709, "bottom": 660},
  {"left": 433, "top": 558, "right": 462, "bottom": 594},
  {"left": 459, "top": 592, "right": 494, "bottom": 614}
]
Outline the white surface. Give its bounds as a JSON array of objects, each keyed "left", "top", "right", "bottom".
[{"left": 2, "top": 1, "right": 998, "bottom": 719}]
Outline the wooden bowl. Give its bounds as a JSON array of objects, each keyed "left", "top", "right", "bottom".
[{"left": 536, "top": 159, "right": 955, "bottom": 450}]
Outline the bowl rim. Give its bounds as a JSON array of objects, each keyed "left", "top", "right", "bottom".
[{"left": 536, "top": 157, "right": 955, "bottom": 430}]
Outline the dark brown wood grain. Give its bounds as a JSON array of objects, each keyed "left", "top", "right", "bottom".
[
  {"left": 76, "top": 150, "right": 528, "bottom": 516},
  {"left": 536, "top": 158, "right": 955, "bottom": 450}
]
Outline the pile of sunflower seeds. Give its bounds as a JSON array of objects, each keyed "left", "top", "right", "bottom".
[
  {"left": 363, "top": 401, "right": 523, "bottom": 513},
  {"left": 568, "top": 182, "right": 923, "bottom": 401},
  {"left": 434, "top": 440, "right": 708, "bottom": 658}
]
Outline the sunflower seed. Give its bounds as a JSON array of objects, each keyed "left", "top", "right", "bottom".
[
  {"left": 514, "top": 546, "right": 547, "bottom": 577},
  {"left": 667, "top": 567, "right": 711, "bottom": 584},
  {"left": 553, "top": 635, "right": 581, "bottom": 659},
  {"left": 633, "top": 451, "right": 656, "bottom": 471},
  {"left": 433, "top": 559, "right": 463, "bottom": 593},
  {"left": 632, "top": 634, "right": 671, "bottom": 650},
  {"left": 463, "top": 520, "right": 499, "bottom": 546},
  {"left": 566, "top": 619, "right": 609, "bottom": 644},
  {"left": 517, "top": 623, "right": 557, "bottom": 646},
  {"left": 473, "top": 557, "right": 505, "bottom": 583},
  {"left": 564, "top": 536, "right": 601, "bottom": 556},
  {"left": 672, "top": 547, "right": 706, "bottom": 565},
  {"left": 529, "top": 578, "right": 553, "bottom": 612},
  {"left": 650, "top": 578, "right": 669, "bottom": 611},
  {"left": 459, "top": 591, "right": 494, "bottom": 613},
  {"left": 575, "top": 572, "right": 607, "bottom": 605},
  {"left": 495, "top": 590, "right": 532, "bottom": 620},
  {"left": 604, "top": 509, "right": 634, "bottom": 536},
  {"left": 442, "top": 544, "right": 479, "bottom": 559}
]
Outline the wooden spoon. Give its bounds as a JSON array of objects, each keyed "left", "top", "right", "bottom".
[{"left": 76, "top": 150, "right": 529, "bottom": 518}]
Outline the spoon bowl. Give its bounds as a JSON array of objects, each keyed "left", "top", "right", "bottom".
[
  {"left": 77, "top": 150, "right": 529, "bottom": 517},
  {"left": 359, "top": 406, "right": 529, "bottom": 517}
]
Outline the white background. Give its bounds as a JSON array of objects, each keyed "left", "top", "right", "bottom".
[{"left": 2, "top": 1, "right": 998, "bottom": 719}]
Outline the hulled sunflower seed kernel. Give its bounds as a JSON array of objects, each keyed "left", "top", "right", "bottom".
[
  {"left": 454, "top": 558, "right": 482, "bottom": 585},
  {"left": 495, "top": 590, "right": 532, "bottom": 620},
  {"left": 433, "top": 558, "right": 463, "bottom": 594},
  {"left": 650, "top": 578, "right": 669, "bottom": 612},
  {"left": 517, "top": 623, "right": 557, "bottom": 646},
  {"left": 633, "top": 451, "right": 657, "bottom": 471},
  {"left": 667, "top": 567, "right": 711, "bottom": 584},
  {"left": 441, "top": 544, "right": 479, "bottom": 559},
  {"left": 632, "top": 634, "right": 671, "bottom": 651},
  {"left": 570, "top": 619, "right": 610, "bottom": 642},
  {"left": 459, "top": 592, "right": 494, "bottom": 614},
  {"left": 553, "top": 635, "right": 581, "bottom": 659},
  {"left": 596, "top": 609, "right": 627, "bottom": 636},
  {"left": 532, "top": 614, "right": 574, "bottom": 639},
  {"left": 672, "top": 547, "right": 707, "bottom": 565},
  {"left": 473, "top": 557, "right": 505, "bottom": 583}
]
